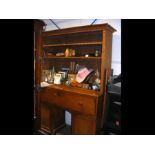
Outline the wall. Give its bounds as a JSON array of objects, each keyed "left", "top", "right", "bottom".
[{"left": 43, "top": 19, "right": 121, "bottom": 125}]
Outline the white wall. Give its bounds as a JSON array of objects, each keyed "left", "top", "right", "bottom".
[
  {"left": 65, "top": 111, "right": 71, "bottom": 125},
  {"left": 112, "top": 34, "right": 121, "bottom": 75},
  {"left": 43, "top": 19, "right": 121, "bottom": 125}
]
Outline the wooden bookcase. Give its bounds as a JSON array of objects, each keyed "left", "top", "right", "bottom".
[{"left": 35, "top": 22, "right": 116, "bottom": 134}]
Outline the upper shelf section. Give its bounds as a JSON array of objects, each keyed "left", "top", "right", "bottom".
[
  {"left": 43, "top": 42, "right": 102, "bottom": 47},
  {"left": 43, "top": 30, "right": 103, "bottom": 46}
]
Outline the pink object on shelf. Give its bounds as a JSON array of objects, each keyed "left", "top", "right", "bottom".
[{"left": 76, "top": 67, "right": 93, "bottom": 83}]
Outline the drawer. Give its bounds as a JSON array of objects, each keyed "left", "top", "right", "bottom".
[{"left": 40, "top": 88, "right": 96, "bottom": 115}]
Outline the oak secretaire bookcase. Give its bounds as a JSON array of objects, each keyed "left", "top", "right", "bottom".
[{"left": 34, "top": 20, "right": 116, "bottom": 135}]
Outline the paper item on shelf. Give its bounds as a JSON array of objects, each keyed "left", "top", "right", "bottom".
[
  {"left": 40, "top": 82, "right": 50, "bottom": 87},
  {"left": 54, "top": 73, "right": 62, "bottom": 84}
]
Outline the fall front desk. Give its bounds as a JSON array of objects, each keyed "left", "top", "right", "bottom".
[
  {"left": 39, "top": 84, "right": 103, "bottom": 135},
  {"left": 35, "top": 23, "right": 116, "bottom": 134}
]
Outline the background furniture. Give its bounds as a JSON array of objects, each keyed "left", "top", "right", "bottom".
[{"left": 103, "top": 74, "right": 121, "bottom": 134}]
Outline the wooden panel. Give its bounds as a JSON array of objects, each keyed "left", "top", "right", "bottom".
[
  {"left": 72, "top": 114, "right": 96, "bottom": 135},
  {"left": 50, "top": 106, "right": 65, "bottom": 129},
  {"left": 40, "top": 87, "right": 97, "bottom": 115},
  {"left": 47, "top": 83, "right": 100, "bottom": 96},
  {"left": 34, "top": 20, "right": 45, "bottom": 31},
  {"left": 43, "top": 24, "right": 116, "bottom": 36},
  {"left": 100, "top": 30, "right": 113, "bottom": 93},
  {"left": 103, "top": 30, "right": 113, "bottom": 75},
  {"left": 40, "top": 102, "right": 65, "bottom": 134},
  {"left": 34, "top": 20, "right": 45, "bottom": 133},
  {"left": 41, "top": 103, "right": 51, "bottom": 133}
]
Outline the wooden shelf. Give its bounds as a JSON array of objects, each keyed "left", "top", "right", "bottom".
[
  {"left": 43, "top": 56, "right": 101, "bottom": 59},
  {"left": 43, "top": 42, "right": 102, "bottom": 47}
]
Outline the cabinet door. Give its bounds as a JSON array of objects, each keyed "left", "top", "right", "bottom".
[
  {"left": 72, "top": 113, "right": 96, "bottom": 135},
  {"left": 40, "top": 102, "right": 65, "bottom": 134}
]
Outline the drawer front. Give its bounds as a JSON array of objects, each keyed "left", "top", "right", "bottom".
[{"left": 40, "top": 88, "right": 96, "bottom": 115}]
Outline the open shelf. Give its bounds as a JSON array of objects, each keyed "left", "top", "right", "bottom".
[
  {"left": 43, "top": 56, "right": 101, "bottom": 59},
  {"left": 43, "top": 42, "right": 102, "bottom": 47}
]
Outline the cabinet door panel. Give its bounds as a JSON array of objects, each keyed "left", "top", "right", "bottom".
[
  {"left": 72, "top": 114, "right": 96, "bottom": 135},
  {"left": 41, "top": 103, "right": 51, "bottom": 133}
]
